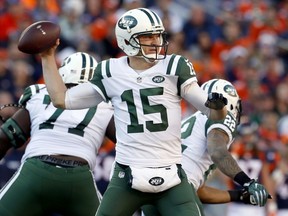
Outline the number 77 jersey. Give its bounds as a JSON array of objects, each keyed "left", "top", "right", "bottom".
[
  {"left": 89, "top": 54, "right": 198, "bottom": 167},
  {"left": 18, "top": 84, "right": 114, "bottom": 169}
]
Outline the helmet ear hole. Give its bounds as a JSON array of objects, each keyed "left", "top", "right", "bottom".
[{"left": 125, "top": 39, "right": 130, "bottom": 45}]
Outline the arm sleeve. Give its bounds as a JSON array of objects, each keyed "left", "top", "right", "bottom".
[
  {"left": 65, "top": 83, "right": 105, "bottom": 110},
  {"left": 181, "top": 82, "right": 210, "bottom": 116}
]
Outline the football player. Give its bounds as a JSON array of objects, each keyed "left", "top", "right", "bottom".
[
  {"left": 39, "top": 8, "right": 236, "bottom": 216},
  {"left": 0, "top": 52, "right": 116, "bottom": 216},
  {"left": 142, "top": 79, "right": 270, "bottom": 215}
]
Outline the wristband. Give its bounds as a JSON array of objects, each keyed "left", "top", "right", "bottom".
[
  {"left": 234, "top": 171, "right": 251, "bottom": 186},
  {"left": 228, "top": 190, "right": 241, "bottom": 202}
]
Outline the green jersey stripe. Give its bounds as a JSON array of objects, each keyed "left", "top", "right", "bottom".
[
  {"left": 166, "top": 54, "right": 176, "bottom": 75},
  {"left": 35, "top": 84, "right": 40, "bottom": 93},
  {"left": 19, "top": 84, "right": 43, "bottom": 106},
  {"left": 104, "top": 60, "right": 111, "bottom": 78},
  {"left": 19, "top": 87, "right": 32, "bottom": 106},
  {"left": 168, "top": 55, "right": 181, "bottom": 76},
  {"left": 30, "top": 84, "right": 40, "bottom": 96},
  {"left": 89, "top": 61, "right": 109, "bottom": 101}
]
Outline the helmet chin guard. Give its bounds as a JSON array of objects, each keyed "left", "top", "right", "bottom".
[{"left": 115, "top": 8, "right": 168, "bottom": 61}]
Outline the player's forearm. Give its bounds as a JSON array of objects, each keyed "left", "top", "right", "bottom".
[
  {"left": 41, "top": 53, "right": 67, "bottom": 109},
  {"left": 197, "top": 185, "right": 231, "bottom": 204},
  {"left": 213, "top": 152, "right": 242, "bottom": 179},
  {"left": 207, "top": 129, "right": 242, "bottom": 179},
  {"left": 0, "top": 109, "right": 30, "bottom": 160}
]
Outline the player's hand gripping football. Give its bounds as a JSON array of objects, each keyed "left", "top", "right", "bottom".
[
  {"left": 242, "top": 179, "right": 271, "bottom": 207},
  {"left": 38, "top": 38, "right": 60, "bottom": 57},
  {"left": 205, "top": 92, "right": 228, "bottom": 110}
]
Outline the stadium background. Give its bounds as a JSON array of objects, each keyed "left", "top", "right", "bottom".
[{"left": 0, "top": 0, "right": 288, "bottom": 215}]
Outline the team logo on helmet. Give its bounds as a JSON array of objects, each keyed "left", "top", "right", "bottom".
[
  {"left": 224, "top": 85, "right": 237, "bottom": 97},
  {"left": 118, "top": 16, "right": 138, "bottom": 30}
]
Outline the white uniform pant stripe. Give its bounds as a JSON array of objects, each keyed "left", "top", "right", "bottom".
[{"left": 0, "top": 162, "right": 25, "bottom": 199}]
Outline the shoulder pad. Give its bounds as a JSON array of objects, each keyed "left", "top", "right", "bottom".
[{"left": 19, "top": 84, "right": 46, "bottom": 106}]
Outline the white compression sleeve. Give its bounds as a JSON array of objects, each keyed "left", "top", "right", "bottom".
[
  {"left": 65, "top": 83, "right": 105, "bottom": 110},
  {"left": 181, "top": 82, "right": 210, "bottom": 116}
]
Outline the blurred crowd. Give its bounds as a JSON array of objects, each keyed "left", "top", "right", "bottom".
[{"left": 1, "top": 0, "right": 288, "bottom": 215}]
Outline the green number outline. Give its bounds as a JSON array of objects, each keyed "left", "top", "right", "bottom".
[{"left": 181, "top": 116, "right": 196, "bottom": 139}]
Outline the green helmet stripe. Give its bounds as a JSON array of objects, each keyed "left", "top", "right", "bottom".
[
  {"left": 88, "top": 54, "right": 94, "bottom": 80},
  {"left": 80, "top": 52, "right": 87, "bottom": 80},
  {"left": 139, "top": 8, "right": 155, "bottom": 26},
  {"left": 207, "top": 79, "right": 219, "bottom": 93},
  {"left": 150, "top": 10, "right": 161, "bottom": 25}
]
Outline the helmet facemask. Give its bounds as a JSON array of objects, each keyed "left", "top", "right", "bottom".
[{"left": 130, "top": 32, "right": 169, "bottom": 63}]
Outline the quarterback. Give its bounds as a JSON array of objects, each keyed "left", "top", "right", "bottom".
[{"left": 40, "top": 8, "right": 228, "bottom": 216}]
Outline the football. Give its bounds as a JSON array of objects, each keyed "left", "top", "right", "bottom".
[{"left": 18, "top": 21, "right": 61, "bottom": 54}]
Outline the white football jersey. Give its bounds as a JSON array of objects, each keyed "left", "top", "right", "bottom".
[
  {"left": 181, "top": 111, "right": 237, "bottom": 190},
  {"left": 89, "top": 54, "right": 197, "bottom": 167},
  {"left": 19, "top": 84, "right": 114, "bottom": 169}
]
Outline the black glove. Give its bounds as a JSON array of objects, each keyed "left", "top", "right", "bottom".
[
  {"left": 205, "top": 92, "right": 228, "bottom": 110},
  {"left": 229, "top": 188, "right": 252, "bottom": 205},
  {"left": 239, "top": 187, "right": 256, "bottom": 205}
]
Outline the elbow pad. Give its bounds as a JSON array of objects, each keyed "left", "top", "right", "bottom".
[{"left": 1, "top": 118, "right": 30, "bottom": 148}]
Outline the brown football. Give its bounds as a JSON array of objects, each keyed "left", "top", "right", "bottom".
[{"left": 18, "top": 21, "right": 61, "bottom": 54}]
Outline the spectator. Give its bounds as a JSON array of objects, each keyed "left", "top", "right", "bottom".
[
  {"left": 268, "top": 146, "right": 288, "bottom": 216},
  {"left": 182, "top": 4, "right": 222, "bottom": 50},
  {"left": 211, "top": 19, "right": 253, "bottom": 67}
]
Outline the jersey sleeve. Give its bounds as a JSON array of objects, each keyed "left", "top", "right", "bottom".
[
  {"left": 89, "top": 61, "right": 110, "bottom": 101},
  {"left": 205, "top": 111, "right": 237, "bottom": 142},
  {"left": 175, "top": 56, "right": 197, "bottom": 90},
  {"left": 18, "top": 84, "right": 46, "bottom": 107}
]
